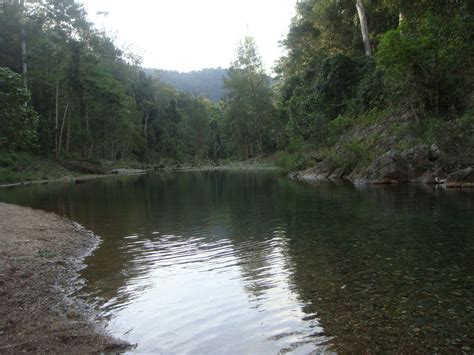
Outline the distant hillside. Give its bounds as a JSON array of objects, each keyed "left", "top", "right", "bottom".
[{"left": 145, "top": 68, "right": 228, "bottom": 102}]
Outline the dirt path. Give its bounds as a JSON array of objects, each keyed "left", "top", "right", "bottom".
[{"left": 0, "top": 203, "right": 129, "bottom": 353}]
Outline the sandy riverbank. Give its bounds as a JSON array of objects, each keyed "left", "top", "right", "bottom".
[{"left": 0, "top": 203, "right": 129, "bottom": 353}]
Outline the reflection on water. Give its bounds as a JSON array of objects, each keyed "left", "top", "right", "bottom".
[
  {"left": 0, "top": 171, "right": 473, "bottom": 353},
  {"left": 100, "top": 233, "right": 324, "bottom": 353}
]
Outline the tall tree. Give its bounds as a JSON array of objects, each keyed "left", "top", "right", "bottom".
[
  {"left": 356, "top": 0, "right": 371, "bottom": 56},
  {"left": 223, "top": 36, "right": 276, "bottom": 158}
]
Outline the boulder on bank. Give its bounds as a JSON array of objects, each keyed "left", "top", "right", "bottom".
[
  {"left": 362, "top": 149, "right": 404, "bottom": 183},
  {"left": 289, "top": 143, "right": 461, "bottom": 185},
  {"left": 329, "top": 167, "right": 346, "bottom": 180},
  {"left": 446, "top": 167, "right": 474, "bottom": 187},
  {"left": 289, "top": 161, "right": 334, "bottom": 182},
  {"left": 357, "top": 144, "right": 445, "bottom": 184}
]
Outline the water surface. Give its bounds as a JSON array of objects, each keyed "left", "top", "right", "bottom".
[{"left": 0, "top": 171, "right": 473, "bottom": 352}]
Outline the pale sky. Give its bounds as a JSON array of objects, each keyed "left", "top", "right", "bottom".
[{"left": 79, "top": 0, "right": 296, "bottom": 73}]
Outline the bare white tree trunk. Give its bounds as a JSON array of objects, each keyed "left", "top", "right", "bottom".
[
  {"left": 21, "top": 29, "right": 27, "bottom": 88},
  {"left": 398, "top": 11, "right": 406, "bottom": 34},
  {"left": 356, "top": 0, "right": 372, "bottom": 56},
  {"left": 399, "top": 11, "right": 405, "bottom": 26}
]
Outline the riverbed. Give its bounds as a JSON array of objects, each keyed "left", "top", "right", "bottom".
[{"left": 0, "top": 171, "right": 472, "bottom": 353}]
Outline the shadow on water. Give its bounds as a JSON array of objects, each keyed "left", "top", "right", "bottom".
[{"left": 0, "top": 171, "right": 472, "bottom": 352}]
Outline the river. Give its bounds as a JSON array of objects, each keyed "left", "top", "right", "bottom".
[{"left": 0, "top": 171, "right": 472, "bottom": 353}]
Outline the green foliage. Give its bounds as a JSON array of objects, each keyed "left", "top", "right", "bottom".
[
  {"left": 0, "top": 0, "right": 23, "bottom": 72},
  {"left": 275, "top": 0, "right": 474, "bottom": 171},
  {"left": 0, "top": 67, "right": 39, "bottom": 151},
  {"left": 0, "top": 151, "right": 65, "bottom": 183},
  {"left": 314, "top": 55, "right": 367, "bottom": 119},
  {"left": 1, "top": 0, "right": 471, "bottom": 175},
  {"left": 0, "top": 151, "right": 32, "bottom": 169},
  {"left": 1, "top": 0, "right": 254, "bottom": 167},
  {"left": 275, "top": 151, "right": 307, "bottom": 171},
  {"left": 329, "top": 138, "right": 379, "bottom": 171},
  {"left": 280, "top": 47, "right": 380, "bottom": 148},
  {"left": 354, "top": 63, "right": 385, "bottom": 112},
  {"left": 327, "top": 115, "right": 354, "bottom": 142},
  {"left": 223, "top": 36, "right": 278, "bottom": 159},
  {"left": 376, "top": 10, "right": 474, "bottom": 117}
]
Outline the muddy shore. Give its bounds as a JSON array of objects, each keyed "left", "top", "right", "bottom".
[{"left": 0, "top": 203, "right": 129, "bottom": 353}]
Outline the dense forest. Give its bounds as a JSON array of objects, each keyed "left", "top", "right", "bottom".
[
  {"left": 277, "top": 0, "right": 473, "bottom": 183},
  {"left": 1, "top": 0, "right": 473, "bottom": 183},
  {"left": 147, "top": 68, "right": 228, "bottom": 102}
]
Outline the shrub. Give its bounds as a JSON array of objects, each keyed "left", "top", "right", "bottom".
[{"left": 276, "top": 150, "right": 307, "bottom": 171}]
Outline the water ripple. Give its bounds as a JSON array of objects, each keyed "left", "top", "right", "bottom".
[{"left": 94, "top": 224, "right": 328, "bottom": 353}]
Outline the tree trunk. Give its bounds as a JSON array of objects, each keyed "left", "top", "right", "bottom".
[
  {"left": 88, "top": 142, "right": 94, "bottom": 159},
  {"left": 58, "top": 100, "right": 70, "bottom": 156},
  {"left": 356, "top": 0, "right": 371, "bottom": 56},
  {"left": 213, "top": 131, "right": 218, "bottom": 161},
  {"left": 144, "top": 111, "right": 149, "bottom": 138},
  {"left": 85, "top": 109, "right": 90, "bottom": 136},
  {"left": 55, "top": 81, "right": 59, "bottom": 156},
  {"left": 245, "top": 133, "right": 250, "bottom": 159},
  {"left": 19, "top": 0, "right": 27, "bottom": 88},
  {"left": 21, "top": 29, "right": 27, "bottom": 88},
  {"left": 104, "top": 124, "right": 108, "bottom": 159},
  {"left": 66, "top": 117, "right": 71, "bottom": 153},
  {"left": 256, "top": 124, "right": 263, "bottom": 155},
  {"left": 248, "top": 77, "right": 264, "bottom": 154},
  {"left": 399, "top": 11, "right": 405, "bottom": 27},
  {"left": 399, "top": 11, "right": 406, "bottom": 34},
  {"left": 84, "top": 109, "right": 91, "bottom": 157}
]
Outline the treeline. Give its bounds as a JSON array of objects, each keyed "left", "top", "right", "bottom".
[
  {"left": 275, "top": 0, "right": 474, "bottom": 168},
  {"left": 0, "top": 0, "right": 277, "bottom": 168},
  {"left": 1, "top": 0, "right": 473, "bottom": 175}
]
